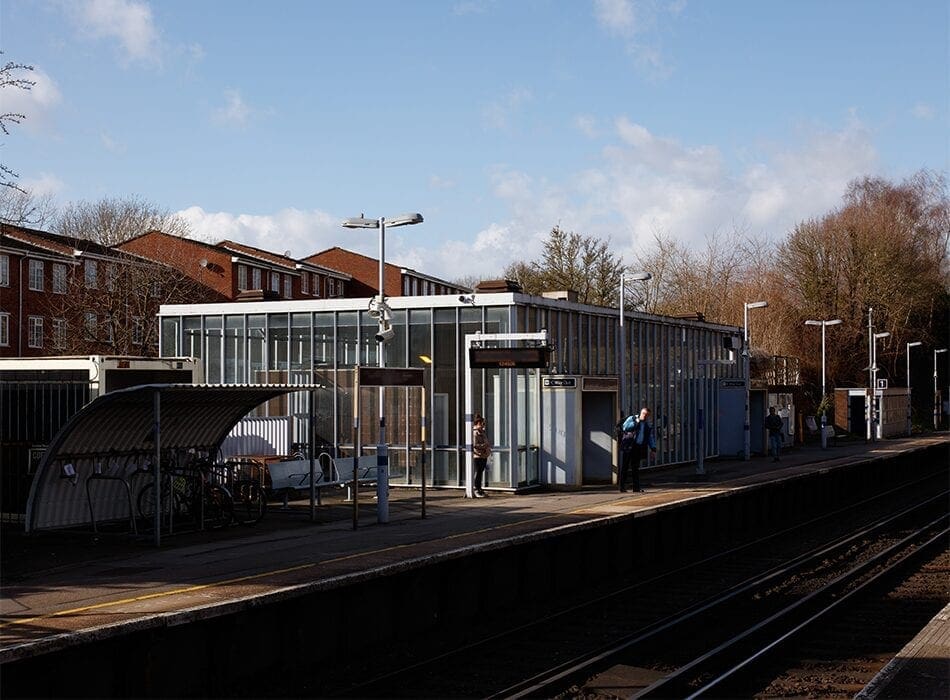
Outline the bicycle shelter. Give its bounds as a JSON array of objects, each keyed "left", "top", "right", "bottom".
[{"left": 25, "top": 383, "right": 327, "bottom": 545}]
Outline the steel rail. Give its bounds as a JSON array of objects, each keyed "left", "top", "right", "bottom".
[{"left": 492, "top": 489, "right": 947, "bottom": 700}]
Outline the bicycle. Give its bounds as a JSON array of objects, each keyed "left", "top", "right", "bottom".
[
  {"left": 226, "top": 459, "right": 267, "bottom": 525},
  {"left": 137, "top": 459, "right": 233, "bottom": 530}
]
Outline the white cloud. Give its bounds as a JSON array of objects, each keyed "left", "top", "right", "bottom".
[
  {"left": 176, "top": 118, "right": 878, "bottom": 283},
  {"left": 911, "top": 102, "right": 935, "bottom": 120},
  {"left": 594, "top": 0, "right": 675, "bottom": 80},
  {"left": 428, "top": 175, "right": 456, "bottom": 190},
  {"left": 2, "top": 66, "right": 61, "bottom": 132},
  {"left": 100, "top": 132, "right": 126, "bottom": 154},
  {"left": 211, "top": 89, "right": 273, "bottom": 128},
  {"left": 594, "top": 0, "right": 638, "bottom": 36},
  {"left": 575, "top": 114, "right": 600, "bottom": 138},
  {"left": 22, "top": 173, "right": 65, "bottom": 198},
  {"left": 70, "top": 0, "right": 162, "bottom": 65},
  {"left": 212, "top": 90, "right": 251, "bottom": 127},
  {"left": 481, "top": 88, "right": 532, "bottom": 130},
  {"left": 463, "top": 117, "right": 879, "bottom": 275},
  {"left": 176, "top": 206, "right": 341, "bottom": 258}
]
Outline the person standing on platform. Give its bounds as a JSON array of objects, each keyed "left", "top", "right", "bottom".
[
  {"left": 472, "top": 414, "right": 491, "bottom": 497},
  {"left": 765, "top": 406, "right": 784, "bottom": 462},
  {"left": 619, "top": 407, "right": 656, "bottom": 492}
]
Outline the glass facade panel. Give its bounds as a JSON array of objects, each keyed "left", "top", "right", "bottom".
[
  {"left": 336, "top": 312, "right": 358, "bottom": 368},
  {"left": 225, "top": 315, "right": 245, "bottom": 383},
  {"left": 433, "top": 309, "right": 458, "bottom": 467},
  {"left": 161, "top": 317, "right": 179, "bottom": 357},
  {"left": 267, "top": 313, "right": 289, "bottom": 375},
  {"left": 290, "top": 313, "right": 311, "bottom": 376},
  {"left": 183, "top": 317, "right": 202, "bottom": 358},
  {"left": 247, "top": 314, "right": 266, "bottom": 382},
  {"left": 205, "top": 315, "right": 223, "bottom": 383},
  {"left": 313, "top": 312, "right": 334, "bottom": 371}
]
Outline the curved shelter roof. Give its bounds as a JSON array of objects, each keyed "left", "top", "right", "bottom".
[{"left": 26, "top": 383, "right": 325, "bottom": 533}]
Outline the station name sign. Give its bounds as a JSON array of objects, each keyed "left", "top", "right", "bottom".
[
  {"left": 543, "top": 377, "right": 577, "bottom": 388},
  {"left": 469, "top": 347, "right": 551, "bottom": 369}
]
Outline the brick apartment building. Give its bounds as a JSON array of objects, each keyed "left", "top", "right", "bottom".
[
  {"left": 117, "top": 231, "right": 352, "bottom": 302},
  {"left": 0, "top": 223, "right": 194, "bottom": 358},
  {"left": 306, "top": 247, "right": 468, "bottom": 299},
  {"left": 1, "top": 224, "right": 467, "bottom": 359}
]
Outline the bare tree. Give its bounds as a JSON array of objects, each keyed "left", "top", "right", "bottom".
[
  {"left": 56, "top": 195, "right": 191, "bottom": 246},
  {"left": 1, "top": 56, "right": 36, "bottom": 195},
  {"left": 503, "top": 225, "right": 625, "bottom": 306},
  {"left": 43, "top": 252, "right": 208, "bottom": 356},
  {"left": 776, "top": 170, "right": 949, "bottom": 389},
  {"left": 0, "top": 185, "right": 56, "bottom": 227},
  {"left": 43, "top": 196, "right": 205, "bottom": 356}
]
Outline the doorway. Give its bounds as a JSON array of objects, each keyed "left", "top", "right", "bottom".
[{"left": 582, "top": 391, "right": 614, "bottom": 484}]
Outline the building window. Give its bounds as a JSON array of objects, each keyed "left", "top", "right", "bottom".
[
  {"left": 85, "top": 312, "right": 97, "bottom": 339},
  {"left": 104, "top": 314, "right": 113, "bottom": 343},
  {"left": 283, "top": 275, "right": 291, "bottom": 298},
  {"left": 403, "top": 277, "right": 410, "bottom": 295},
  {"left": 300, "top": 271, "right": 308, "bottom": 294},
  {"left": 328, "top": 278, "right": 336, "bottom": 297},
  {"left": 53, "top": 318, "right": 67, "bottom": 349},
  {"left": 28, "top": 316, "right": 43, "bottom": 348},
  {"left": 106, "top": 263, "right": 118, "bottom": 291},
  {"left": 0, "top": 313, "right": 9, "bottom": 346},
  {"left": 270, "top": 271, "right": 280, "bottom": 293},
  {"left": 251, "top": 267, "right": 262, "bottom": 289},
  {"left": 85, "top": 260, "right": 98, "bottom": 289},
  {"left": 52, "top": 263, "right": 67, "bottom": 294},
  {"left": 133, "top": 317, "right": 144, "bottom": 345},
  {"left": 237, "top": 264, "right": 248, "bottom": 291},
  {"left": 0, "top": 254, "right": 8, "bottom": 286},
  {"left": 28, "top": 259, "right": 44, "bottom": 291},
  {"left": 338, "top": 280, "right": 344, "bottom": 296},
  {"left": 312, "top": 273, "right": 320, "bottom": 296}
]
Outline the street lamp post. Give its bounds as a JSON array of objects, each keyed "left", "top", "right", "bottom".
[
  {"left": 805, "top": 318, "right": 842, "bottom": 448},
  {"left": 935, "top": 348, "right": 948, "bottom": 430},
  {"left": 870, "top": 331, "right": 890, "bottom": 441},
  {"left": 743, "top": 300, "right": 768, "bottom": 460},
  {"left": 342, "top": 212, "right": 423, "bottom": 523},
  {"left": 906, "top": 341, "right": 922, "bottom": 435},
  {"left": 618, "top": 272, "right": 652, "bottom": 418}
]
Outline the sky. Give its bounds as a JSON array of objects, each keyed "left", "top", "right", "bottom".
[{"left": 3, "top": 0, "right": 947, "bottom": 282}]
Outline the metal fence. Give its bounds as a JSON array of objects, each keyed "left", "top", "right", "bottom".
[{"left": 0, "top": 380, "right": 93, "bottom": 523}]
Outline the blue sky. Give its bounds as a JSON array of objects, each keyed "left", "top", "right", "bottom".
[{"left": 3, "top": 0, "right": 947, "bottom": 280}]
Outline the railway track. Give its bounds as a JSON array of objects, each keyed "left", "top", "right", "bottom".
[{"left": 305, "top": 470, "right": 947, "bottom": 699}]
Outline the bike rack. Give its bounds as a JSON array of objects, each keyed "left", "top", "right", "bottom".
[{"left": 85, "top": 473, "right": 137, "bottom": 535}]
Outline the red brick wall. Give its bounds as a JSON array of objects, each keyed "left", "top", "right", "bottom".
[
  {"left": 306, "top": 248, "right": 399, "bottom": 298},
  {"left": 118, "top": 233, "right": 234, "bottom": 300}
]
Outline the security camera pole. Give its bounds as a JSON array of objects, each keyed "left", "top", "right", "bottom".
[{"left": 343, "top": 213, "right": 423, "bottom": 523}]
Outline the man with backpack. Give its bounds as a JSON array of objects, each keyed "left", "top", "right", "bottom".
[{"left": 618, "top": 407, "right": 656, "bottom": 492}]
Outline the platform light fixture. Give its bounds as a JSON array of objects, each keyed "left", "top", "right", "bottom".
[
  {"left": 805, "top": 318, "right": 842, "bottom": 449},
  {"left": 342, "top": 211, "right": 424, "bottom": 524},
  {"left": 743, "top": 300, "right": 768, "bottom": 460},
  {"left": 618, "top": 271, "right": 652, "bottom": 417}
]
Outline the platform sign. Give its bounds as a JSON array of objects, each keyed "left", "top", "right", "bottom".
[
  {"left": 357, "top": 367, "right": 425, "bottom": 386},
  {"left": 543, "top": 377, "right": 576, "bottom": 388},
  {"left": 469, "top": 347, "right": 550, "bottom": 369}
]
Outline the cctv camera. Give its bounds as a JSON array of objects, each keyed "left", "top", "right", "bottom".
[
  {"left": 458, "top": 294, "right": 476, "bottom": 305},
  {"left": 375, "top": 326, "right": 395, "bottom": 343}
]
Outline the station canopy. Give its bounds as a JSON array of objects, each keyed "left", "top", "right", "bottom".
[{"left": 26, "top": 383, "right": 324, "bottom": 532}]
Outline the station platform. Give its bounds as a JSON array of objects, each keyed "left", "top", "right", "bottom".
[
  {"left": 2, "top": 434, "right": 947, "bottom": 691},
  {"left": 857, "top": 602, "right": 950, "bottom": 699}
]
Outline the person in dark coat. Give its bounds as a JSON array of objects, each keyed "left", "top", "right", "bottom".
[{"left": 619, "top": 407, "right": 656, "bottom": 492}]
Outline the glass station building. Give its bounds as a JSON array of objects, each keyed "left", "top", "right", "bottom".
[{"left": 158, "top": 292, "right": 742, "bottom": 492}]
